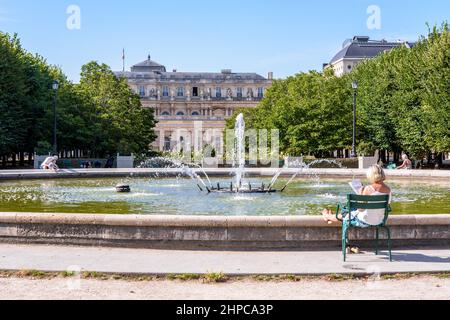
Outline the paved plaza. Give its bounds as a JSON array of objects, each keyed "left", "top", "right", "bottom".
[{"left": 0, "top": 244, "right": 449, "bottom": 276}]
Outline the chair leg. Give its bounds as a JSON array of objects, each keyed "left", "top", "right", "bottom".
[
  {"left": 375, "top": 228, "right": 379, "bottom": 255},
  {"left": 342, "top": 224, "right": 348, "bottom": 262},
  {"left": 385, "top": 227, "right": 392, "bottom": 262}
]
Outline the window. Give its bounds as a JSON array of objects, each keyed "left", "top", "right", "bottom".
[
  {"left": 192, "top": 87, "right": 199, "bottom": 97},
  {"left": 257, "top": 87, "right": 264, "bottom": 98},
  {"left": 162, "top": 86, "right": 169, "bottom": 97},
  {"left": 192, "top": 111, "right": 200, "bottom": 116},
  {"left": 237, "top": 87, "right": 243, "bottom": 98},
  {"left": 216, "top": 87, "right": 222, "bottom": 98},
  {"left": 177, "top": 87, "right": 184, "bottom": 97},
  {"left": 176, "top": 111, "right": 185, "bottom": 116},
  {"left": 139, "top": 86, "right": 146, "bottom": 97},
  {"left": 164, "top": 137, "right": 171, "bottom": 151},
  {"left": 161, "top": 111, "right": 170, "bottom": 116}
]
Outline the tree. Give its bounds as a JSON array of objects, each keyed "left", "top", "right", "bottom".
[
  {"left": 78, "top": 61, "right": 157, "bottom": 156},
  {"left": 1, "top": 32, "right": 158, "bottom": 166},
  {"left": 226, "top": 23, "right": 449, "bottom": 161}
]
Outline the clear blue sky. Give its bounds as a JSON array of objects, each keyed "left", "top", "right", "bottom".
[{"left": 1, "top": 0, "right": 448, "bottom": 82}]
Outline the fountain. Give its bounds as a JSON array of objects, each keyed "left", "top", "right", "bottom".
[
  {"left": 138, "top": 113, "right": 344, "bottom": 195},
  {"left": 206, "top": 113, "right": 280, "bottom": 194}
]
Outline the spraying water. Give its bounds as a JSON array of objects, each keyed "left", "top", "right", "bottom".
[
  {"left": 267, "top": 166, "right": 287, "bottom": 192},
  {"left": 189, "top": 163, "right": 213, "bottom": 189},
  {"left": 280, "top": 159, "right": 343, "bottom": 192},
  {"left": 233, "top": 113, "right": 246, "bottom": 191},
  {"left": 138, "top": 156, "right": 211, "bottom": 190}
]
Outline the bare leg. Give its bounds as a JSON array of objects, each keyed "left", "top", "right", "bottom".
[{"left": 322, "top": 209, "right": 341, "bottom": 224}]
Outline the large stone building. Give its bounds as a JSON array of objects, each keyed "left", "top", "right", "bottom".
[
  {"left": 324, "top": 36, "right": 414, "bottom": 77},
  {"left": 115, "top": 56, "right": 272, "bottom": 152}
]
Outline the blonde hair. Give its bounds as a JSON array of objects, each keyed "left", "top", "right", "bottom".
[{"left": 366, "top": 165, "right": 386, "bottom": 184}]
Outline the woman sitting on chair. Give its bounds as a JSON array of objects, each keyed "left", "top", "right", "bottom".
[{"left": 322, "top": 165, "right": 392, "bottom": 227}]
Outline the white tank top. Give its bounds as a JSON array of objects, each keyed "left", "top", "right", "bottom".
[{"left": 356, "top": 186, "right": 392, "bottom": 226}]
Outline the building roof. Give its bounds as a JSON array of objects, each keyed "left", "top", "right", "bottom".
[
  {"left": 131, "top": 55, "right": 167, "bottom": 72},
  {"left": 329, "top": 36, "right": 414, "bottom": 64},
  {"left": 117, "top": 56, "right": 268, "bottom": 81},
  {"left": 133, "top": 57, "right": 165, "bottom": 68},
  {"left": 115, "top": 71, "right": 268, "bottom": 82}
]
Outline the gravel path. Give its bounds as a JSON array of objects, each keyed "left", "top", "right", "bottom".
[{"left": 0, "top": 276, "right": 448, "bottom": 300}]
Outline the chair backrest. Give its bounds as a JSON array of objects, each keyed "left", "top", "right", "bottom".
[{"left": 347, "top": 194, "right": 391, "bottom": 225}]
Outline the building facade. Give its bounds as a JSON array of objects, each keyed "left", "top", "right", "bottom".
[
  {"left": 324, "top": 36, "right": 414, "bottom": 77},
  {"left": 115, "top": 56, "right": 272, "bottom": 152}
]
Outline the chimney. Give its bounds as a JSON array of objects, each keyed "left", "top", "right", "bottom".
[{"left": 268, "top": 72, "right": 273, "bottom": 80}]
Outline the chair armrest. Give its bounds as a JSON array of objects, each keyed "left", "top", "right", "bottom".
[{"left": 335, "top": 203, "right": 348, "bottom": 222}]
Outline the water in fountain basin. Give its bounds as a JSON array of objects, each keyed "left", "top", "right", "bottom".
[{"left": 1, "top": 177, "right": 448, "bottom": 215}]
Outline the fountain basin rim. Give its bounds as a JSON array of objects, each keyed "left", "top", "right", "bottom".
[
  {"left": 1, "top": 168, "right": 450, "bottom": 181},
  {"left": 1, "top": 212, "right": 450, "bottom": 228}
]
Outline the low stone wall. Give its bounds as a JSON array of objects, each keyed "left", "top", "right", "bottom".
[{"left": 0, "top": 213, "right": 449, "bottom": 249}]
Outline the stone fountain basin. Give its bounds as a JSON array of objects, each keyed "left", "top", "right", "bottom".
[{"left": 0, "top": 212, "right": 449, "bottom": 250}]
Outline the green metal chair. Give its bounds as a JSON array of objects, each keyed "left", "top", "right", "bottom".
[{"left": 336, "top": 194, "right": 392, "bottom": 262}]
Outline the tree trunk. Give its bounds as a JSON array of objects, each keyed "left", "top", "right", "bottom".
[
  {"left": 380, "top": 150, "right": 387, "bottom": 164},
  {"left": 12, "top": 153, "right": 16, "bottom": 168},
  {"left": 436, "top": 152, "right": 443, "bottom": 168},
  {"left": 19, "top": 152, "right": 25, "bottom": 167}
]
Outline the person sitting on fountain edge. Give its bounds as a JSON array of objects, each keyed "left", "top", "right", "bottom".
[
  {"left": 40, "top": 155, "right": 60, "bottom": 171},
  {"left": 396, "top": 154, "right": 413, "bottom": 170},
  {"left": 321, "top": 164, "right": 392, "bottom": 229}
]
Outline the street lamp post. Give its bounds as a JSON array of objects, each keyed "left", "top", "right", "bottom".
[
  {"left": 351, "top": 80, "right": 358, "bottom": 158},
  {"left": 52, "top": 80, "right": 59, "bottom": 155}
]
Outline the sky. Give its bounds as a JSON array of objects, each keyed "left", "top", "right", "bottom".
[{"left": 0, "top": 0, "right": 448, "bottom": 83}]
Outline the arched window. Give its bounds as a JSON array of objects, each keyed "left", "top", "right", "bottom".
[
  {"left": 161, "top": 111, "right": 170, "bottom": 116},
  {"left": 192, "top": 111, "right": 200, "bottom": 116},
  {"left": 176, "top": 111, "right": 185, "bottom": 116}
]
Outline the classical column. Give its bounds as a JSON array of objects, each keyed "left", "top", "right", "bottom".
[{"left": 159, "top": 129, "right": 165, "bottom": 151}]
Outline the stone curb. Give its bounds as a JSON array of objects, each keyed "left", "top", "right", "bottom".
[
  {"left": 1, "top": 168, "right": 450, "bottom": 181},
  {"left": 1, "top": 212, "right": 449, "bottom": 228}
]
